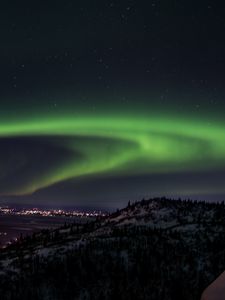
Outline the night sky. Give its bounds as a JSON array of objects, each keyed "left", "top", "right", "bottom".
[{"left": 0, "top": 1, "right": 225, "bottom": 209}]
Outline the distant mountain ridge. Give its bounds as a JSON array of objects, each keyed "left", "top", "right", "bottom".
[{"left": 0, "top": 197, "right": 225, "bottom": 300}]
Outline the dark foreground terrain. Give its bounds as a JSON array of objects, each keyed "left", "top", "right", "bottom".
[
  {"left": 0, "top": 214, "right": 86, "bottom": 246},
  {"left": 0, "top": 198, "right": 225, "bottom": 300}
]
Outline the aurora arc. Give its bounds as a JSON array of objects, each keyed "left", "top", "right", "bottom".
[{"left": 0, "top": 112, "right": 225, "bottom": 196}]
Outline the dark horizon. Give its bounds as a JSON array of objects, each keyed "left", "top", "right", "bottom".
[{"left": 1, "top": 194, "right": 225, "bottom": 213}]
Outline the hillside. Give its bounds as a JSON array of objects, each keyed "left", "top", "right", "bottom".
[{"left": 0, "top": 198, "right": 225, "bottom": 300}]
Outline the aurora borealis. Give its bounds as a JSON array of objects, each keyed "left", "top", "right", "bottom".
[
  {"left": 0, "top": 106, "right": 225, "bottom": 207},
  {"left": 1, "top": 1, "right": 225, "bottom": 208}
]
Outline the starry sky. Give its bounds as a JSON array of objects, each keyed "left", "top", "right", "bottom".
[{"left": 0, "top": 1, "right": 225, "bottom": 209}]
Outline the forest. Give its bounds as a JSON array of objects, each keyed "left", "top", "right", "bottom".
[{"left": 0, "top": 198, "right": 225, "bottom": 300}]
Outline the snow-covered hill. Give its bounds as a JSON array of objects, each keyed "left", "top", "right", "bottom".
[{"left": 0, "top": 197, "right": 225, "bottom": 300}]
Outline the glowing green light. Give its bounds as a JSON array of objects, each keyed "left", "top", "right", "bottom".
[{"left": 0, "top": 111, "right": 225, "bottom": 195}]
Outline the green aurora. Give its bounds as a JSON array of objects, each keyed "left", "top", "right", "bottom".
[{"left": 0, "top": 108, "right": 225, "bottom": 198}]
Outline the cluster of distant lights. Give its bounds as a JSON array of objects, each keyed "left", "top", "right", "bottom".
[
  {"left": 0, "top": 206, "right": 106, "bottom": 217},
  {"left": 0, "top": 232, "right": 7, "bottom": 236}
]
